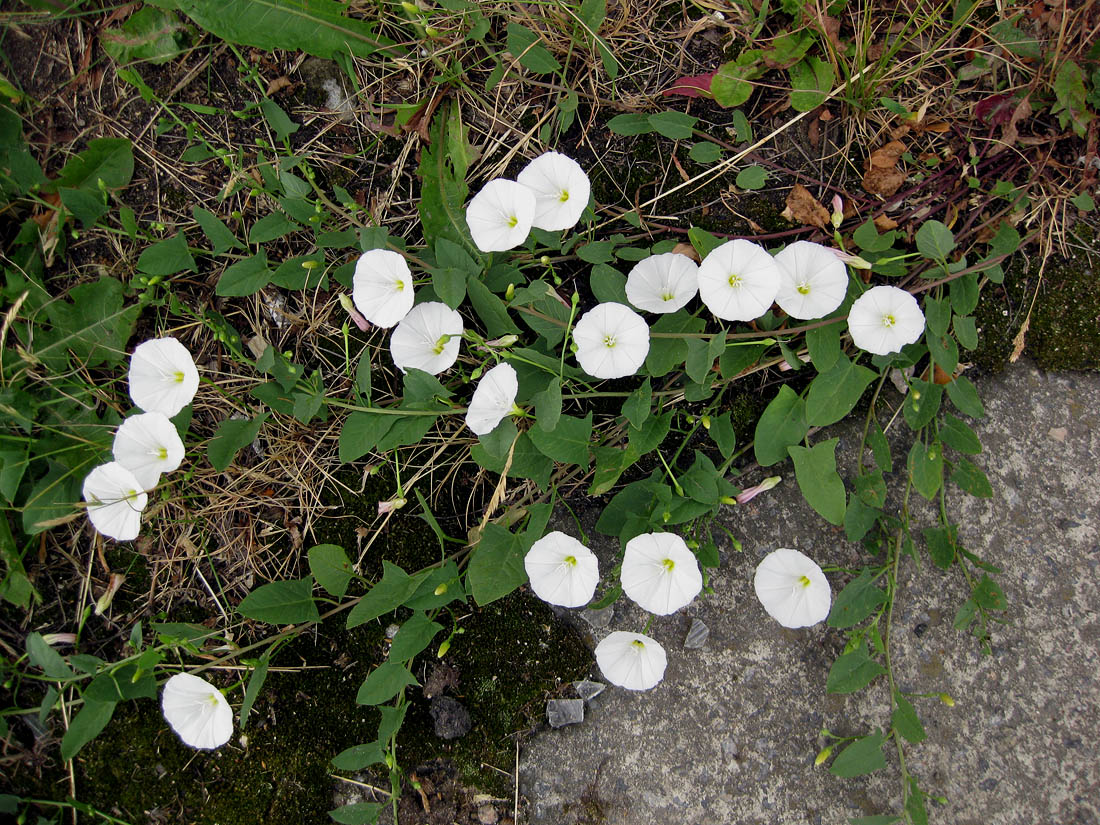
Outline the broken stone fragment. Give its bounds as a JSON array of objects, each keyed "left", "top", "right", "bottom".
[
  {"left": 684, "top": 617, "right": 710, "bottom": 649},
  {"left": 573, "top": 680, "right": 605, "bottom": 702},
  {"left": 546, "top": 698, "right": 585, "bottom": 728},
  {"left": 429, "top": 695, "right": 471, "bottom": 740}
]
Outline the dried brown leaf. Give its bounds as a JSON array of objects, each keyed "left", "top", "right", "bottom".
[
  {"left": 869, "top": 140, "right": 907, "bottom": 168},
  {"left": 873, "top": 215, "right": 899, "bottom": 231},
  {"left": 862, "top": 167, "right": 907, "bottom": 197},
  {"left": 672, "top": 242, "right": 701, "bottom": 262},
  {"left": 781, "top": 184, "right": 830, "bottom": 228}
]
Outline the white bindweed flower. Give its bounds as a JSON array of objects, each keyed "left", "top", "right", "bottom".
[
  {"left": 465, "top": 363, "right": 519, "bottom": 435},
  {"left": 161, "top": 673, "right": 234, "bottom": 750},
  {"left": 572, "top": 302, "right": 650, "bottom": 379},
  {"left": 753, "top": 547, "right": 831, "bottom": 628},
  {"left": 847, "top": 285, "right": 925, "bottom": 356},
  {"left": 524, "top": 531, "right": 600, "bottom": 608},
  {"left": 351, "top": 249, "right": 415, "bottom": 328},
  {"left": 697, "top": 239, "right": 781, "bottom": 321},
  {"left": 620, "top": 532, "right": 703, "bottom": 615},
  {"left": 773, "top": 241, "right": 849, "bottom": 320},
  {"left": 128, "top": 337, "right": 199, "bottom": 418},
  {"left": 465, "top": 179, "right": 536, "bottom": 252},
  {"left": 625, "top": 253, "right": 700, "bottom": 314},
  {"left": 595, "top": 631, "right": 667, "bottom": 691},
  {"left": 516, "top": 151, "right": 591, "bottom": 231},
  {"left": 390, "top": 302, "right": 464, "bottom": 375},
  {"left": 112, "top": 412, "right": 185, "bottom": 491},
  {"left": 82, "top": 462, "right": 148, "bottom": 541}
]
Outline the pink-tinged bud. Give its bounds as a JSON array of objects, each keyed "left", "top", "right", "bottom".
[
  {"left": 95, "top": 573, "right": 126, "bottom": 616},
  {"left": 830, "top": 194, "right": 844, "bottom": 228},
  {"left": 378, "top": 496, "right": 407, "bottom": 516},
  {"left": 484, "top": 334, "right": 519, "bottom": 348},
  {"left": 339, "top": 294, "right": 371, "bottom": 332},
  {"left": 831, "top": 249, "right": 873, "bottom": 269},
  {"left": 735, "top": 476, "right": 781, "bottom": 505},
  {"left": 41, "top": 633, "right": 77, "bottom": 646}
]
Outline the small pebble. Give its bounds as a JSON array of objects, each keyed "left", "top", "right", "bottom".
[
  {"left": 430, "top": 696, "right": 471, "bottom": 740},
  {"left": 581, "top": 606, "right": 613, "bottom": 629},
  {"left": 477, "top": 804, "right": 499, "bottom": 824},
  {"left": 573, "top": 680, "right": 605, "bottom": 702},
  {"left": 547, "top": 698, "right": 585, "bottom": 728}
]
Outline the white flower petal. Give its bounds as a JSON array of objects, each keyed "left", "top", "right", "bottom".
[
  {"left": 847, "top": 285, "right": 925, "bottom": 356},
  {"left": 516, "top": 152, "right": 591, "bottom": 231},
  {"left": 128, "top": 338, "right": 199, "bottom": 418},
  {"left": 161, "top": 673, "right": 234, "bottom": 750},
  {"left": 753, "top": 547, "right": 831, "bottom": 628},
  {"left": 524, "top": 531, "right": 600, "bottom": 608},
  {"left": 465, "top": 363, "right": 519, "bottom": 435},
  {"left": 572, "top": 302, "right": 650, "bottom": 379},
  {"left": 83, "top": 462, "right": 147, "bottom": 541},
  {"left": 595, "top": 631, "right": 667, "bottom": 691},
  {"left": 112, "top": 412, "right": 185, "bottom": 491},
  {"left": 390, "top": 302, "right": 464, "bottom": 375},
  {"left": 620, "top": 532, "right": 703, "bottom": 615},
  {"left": 466, "top": 179, "right": 536, "bottom": 252},
  {"left": 625, "top": 253, "right": 700, "bottom": 314},
  {"left": 352, "top": 249, "right": 415, "bottom": 328},
  {"left": 697, "top": 239, "right": 781, "bottom": 321},
  {"left": 773, "top": 241, "right": 849, "bottom": 320}
]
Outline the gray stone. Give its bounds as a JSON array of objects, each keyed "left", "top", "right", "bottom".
[
  {"left": 683, "top": 617, "right": 710, "bottom": 649},
  {"left": 580, "top": 606, "right": 613, "bottom": 629},
  {"left": 546, "top": 698, "right": 585, "bottom": 728},
  {"left": 429, "top": 696, "right": 471, "bottom": 740},
  {"left": 573, "top": 680, "right": 606, "bottom": 702},
  {"left": 520, "top": 360, "right": 1100, "bottom": 825}
]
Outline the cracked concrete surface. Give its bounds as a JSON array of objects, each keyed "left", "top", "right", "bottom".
[{"left": 519, "top": 360, "right": 1100, "bottom": 824}]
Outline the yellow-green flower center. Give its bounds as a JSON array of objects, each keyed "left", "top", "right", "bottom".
[
  {"left": 661, "top": 291, "right": 675, "bottom": 302},
  {"left": 796, "top": 281, "right": 811, "bottom": 295},
  {"left": 173, "top": 370, "right": 185, "bottom": 383},
  {"left": 558, "top": 189, "right": 570, "bottom": 203},
  {"left": 394, "top": 279, "right": 405, "bottom": 292},
  {"left": 728, "top": 273, "right": 743, "bottom": 288},
  {"left": 603, "top": 334, "right": 617, "bottom": 349},
  {"left": 882, "top": 313, "right": 896, "bottom": 328},
  {"left": 564, "top": 555, "right": 577, "bottom": 567},
  {"left": 662, "top": 558, "right": 675, "bottom": 572},
  {"left": 798, "top": 575, "right": 812, "bottom": 588},
  {"left": 432, "top": 335, "right": 450, "bottom": 355},
  {"left": 158, "top": 447, "right": 168, "bottom": 460},
  {"left": 631, "top": 639, "right": 645, "bottom": 650},
  {"left": 507, "top": 215, "right": 518, "bottom": 228}
]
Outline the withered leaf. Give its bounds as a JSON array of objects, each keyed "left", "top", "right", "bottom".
[
  {"left": 862, "top": 166, "right": 907, "bottom": 197},
  {"left": 781, "top": 184, "right": 830, "bottom": 228}
]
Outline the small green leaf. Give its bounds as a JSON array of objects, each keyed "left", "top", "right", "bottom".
[
  {"left": 892, "top": 693, "right": 927, "bottom": 743},
  {"left": 137, "top": 233, "right": 195, "bottom": 276},
  {"left": 915, "top": 220, "right": 956, "bottom": 261},
  {"left": 193, "top": 206, "right": 244, "bottom": 253},
  {"left": 805, "top": 356, "right": 877, "bottom": 426},
  {"left": 827, "top": 646, "right": 886, "bottom": 693},
  {"left": 946, "top": 376, "right": 985, "bottom": 418},
  {"left": 238, "top": 577, "right": 319, "bottom": 625},
  {"left": 973, "top": 574, "right": 1006, "bottom": 610},
  {"left": 55, "top": 137, "right": 134, "bottom": 190},
  {"left": 26, "top": 632, "right": 76, "bottom": 680},
  {"left": 789, "top": 55, "right": 834, "bottom": 111},
  {"left": 308, "top": 544, "right": 353, "bottom": 598},
  {"left": 260, "top": 97, "right": 298, "bottom": 142},
  {"left": 208, "top": 413, "right": 268, "bottom": 471},
  {"left": 533, "top": 377, "right": 562, "bottom": 432},
  {"left": 249, "top": 211, "right": 298, "bottom": 244},
  {"left": 346, "top": 562, "right": 419, "bottom": 628},
  {"left": 902, "top": 378, "right": 943, "bottom": 431},
  {"left": 688, "top": 142, "right": 722, "bottom": 163},
  {"left": 467, "top": 523, "right": 527, "bottom": 605},
  {"left": 940, "top": 413, "right": 981, "bottom": 454},
  {"left": 590, "top": 263, "right": 629, "bottom": 304},
  {"left": 216, "top": 252, "right": 272, "bottom": 297},
  {"left": 431, "top": 267, "right": 467, "bottom": 309},
  {"left": 828, "top": 569, "right": 886, "bottom": 628},
  {"left": 60, "top": 700, "right": 116, "bottom": 761},
  {"left": 331, "top": 742, "right": 385, "bottom": 771},
  {"left": 623, "top": 378, "right": 652, "bottom": 429},
  {"left": 922, "top": 524, "right": 957, "bottom": 569},
  {"left": 648, "top": 110, "right": 697, "bottom": 139},
  {"left": 356, "top": 662, "right": 418, "bottom": 705},
  {"left": 950, "top": 457, "right": 993, "bottom": 498},
  {"left": 606, "top": 113, "right": 654, "bottom": 136},
  {"left": 329, "top": 802, "right": 385, "bottom": 825},
  {"left": 829, "top": 731, "right": 888, "bottom": 778},
  {"left": 388, "top": 612, "right": 444, "bottom": 661},
  {"left": 805, "top": 322, "right": 841, "bottom": 372},
  {"left": 338, "top": 412, "right": 396, "bottom": 463},
  {"left": 240, "top": 656, "right": 268, "bottom": 728},
  {"left": 753, "top": 385, "right": 808, "bottom": 466},
  {"left": 788, "top": 439, "right": 846, "bottom": 525},
  {"left": 506, "top": 23, "right": 561, "bottom": 74},
  {"left": 907, "top": 440, "right": 944, "bottom": 500},
  {"left": 735, "top": 165, "right": 767, "bottom": 190},
  {"left": 528, "top": 413, "right": 592, "bottom": 466}
]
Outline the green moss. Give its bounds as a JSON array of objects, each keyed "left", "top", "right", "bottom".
[{"left": 974, "top": 228, "right": 1100, "bottom": 371}]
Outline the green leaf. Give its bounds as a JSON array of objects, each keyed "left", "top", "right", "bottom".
[
  {"left": 402, "top": 369, "right": 452, "bottom": 408},
  {"left": 39, "top": 277, "right": 140, "bottom": 370},
  {"left": 162, "top": 0, "right": 399, "bottom": 60},
  {"left": 805, "top": 356, "right": 877, "bottom": 426},
  {"left": 308, "top": 543, "right": 353, "bottom": 598},
  {"left": 329, "top": 802, "right": 385, "bottom": 825},
  {"left": 914, "top": 220, "right": 955, "bottom": 261},
  {"left": 753, "top": 385, "right": 807, "bottom": 466},
  {"left": 709, "top": 411, "right": 736, "bottom": 458},
  {"left": 467, "top": 523, "right": 526, "bottom": 605},
  {"left": 338, "top": 412, "right": 395, "bottom": 463},
  {"left": 506, "top": 23, "right": 561, "bottom": 74},
  {"left": 193, "top": 206, "right": 244, "bottom": 253},
  {"left": 137, "top": 232, "right": 196, "bottom": 276},
  {"left": 404, "top": 561, "right": 463, "bottom": 611},
  {"left": 60, "top": 187, "right": 108, "bottom": 227},
  {"left": 466, "top": 278, "right": 519, "bottom": 337},
  {"left": 388, "top": 612, "right": 444, "bottom": 661},
  {"left": 925, "top": 327, "right": 958, "bottom": 374},
  {"left": 902, "top": 378, "right": 943, "bottom": 430},
  {"left": 375, "top": 415, "right": 436, "bottom": 453},
  {"left": 216, "top": 252, "right": 272, "bottom": 296},
  {"left": 249, "top": 211, "right": 298, "bottom": 244},
  {"left": 688, "top": 142, "right": 722, "bottom": 163},
  {"left": 828, "top": 569, "right": 886, "bottom": 628},
  {"left": 735, "top": 165, "right": 767, "bottom": 190},
  {"left": 953, "top": 314, "right": 978, "bottom": 350},
  {"left": 589, "top": 444, "right": 640, "bottom": 496},
  {"left": 431, "top": 267, "right": 467, "bottom": 309},
  {"left": 54, "top": 137, "right": 133, "bottom": 190},
  {"left": 973, "top": 574, "right": 1006, "bottom": 610},
  {"left": 940, "top": 413, "right": 981, "bottom": 454},
  {"left": 60, "top": 699, "right": 116, "bottom": 761},
  {"left": 260, "top": 97, "right": 298, "bottom": 142},
  {"left": 1052, "top": 60, "right": 1094, "bottom": 138},
  {"left": 850, "top": 817, "right": 901, "bottom": 825},
  {"left": 827, "top": 646, "right": 886, "bottom": 693},
  {"left": 687, "top": 226, "right": 724, "bottom": 258},
  {"left": 102, "top": 6, "right": 184, "bottom": 64},
  {"left": 951, "top": 457, "right": 993, "bottom": 498},
  {"left": 922, "top": 524, "right": 956, "bottom": 569},
  {"left": 238, "top": 577, "right": 319, "bottom": 624},
  {"left": 711, "top": 55, "right": 762, "bottom": 108},
  {"left": 648, "top": 110, "right": 697, "bottom": 139},
  {"left": 606, "top": 113, "right": 654, "bottom": 136},
  {"left": 331, "top": 741, "right": 385, "bottom": 771},
  {"left": 356, "top": 662, "right": 418, "bottom": 706},
  {"left": 240, "top": 656, "right": 268, "bottom": 727},
  {"left": 1072, "top": 191, "right": 1096, "bottom": 212},
  {"left": 907, "top": 439, "right": 944, "bottom": 500},
  {"left": 829, "top": 731, "right": 888, "bottom": 778},
  {"left": 84, "top": 664, "right": 157, "bottom": 703},
  {"left": 623, "top": 378, "right": 652, "bottom": 429},
  {"left": 789, "top": 55, "right": 834, "bottom": 111},
  {"left": 533, "top": 377, "right": 562, "bottom": 432},
  {"left": 788, "top": 439, "right": 846, "bottom": 525},
  {"left": 867, "top": 417, "right": 892, "bottom": 472},
  {"left": 892, "top": 693, "right": 927, "bottom": 743},
  {"left": 923, "top": 296, "right": 950, "bottom": 336},
  {"left": 528, "top": 413, "right": 592, "bottom": 467},
  {"left": 805, "top": 322, "right": 841, "bottom": 371},
  {"left": 846, "top": 490, "right": 879, "bottom": 543},
  {"left": 26, "top": 632, "right": 76, "bottom": 680},
  {"left": 590, "top": 263, "right": 628, "bottom": 304},
  {"left": 346, "top": 561, "right": 419, "bottom": 628},
  {"left": 946, "top": 376, "right": 985, "bottom": 418},
  {"left": 417, "top": 101, "right": 472, "bottom": 250},
  {"left": 208, "top": 413, "right": 268, "bottom": 471}
]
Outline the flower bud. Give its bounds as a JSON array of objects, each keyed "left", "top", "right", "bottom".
[
  {"left": 436, "top": 639, "right": 451, "bottom": 658},
  {"left": 41, "top": 633, "right": 77, "bottom": 646},
  {"left": 339, "top": 294, "right": 371, "bottom": 332},
  {"left": 700, "top": 414, "right": 711, "bottom": 430},
  {"left": 830, "top": 194, "right": 844, "bottom": 229},
  {"left": 814, "top": 745, "right": 833, "bottom": 766},
  {"left": 95, "top": 573, "right": 126, "bottom": 616},
  {"left": 939, "top": 693, "right": 955, "bottom": 707},
  {"left": 540, "top": 255, "right": 551, "bottom": 266},
  {"left": 434, "top": 582, "right": 449, "bottom": 596},
  {"left": 505, "top": 283, "right": 515, "bottom": 301}
]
